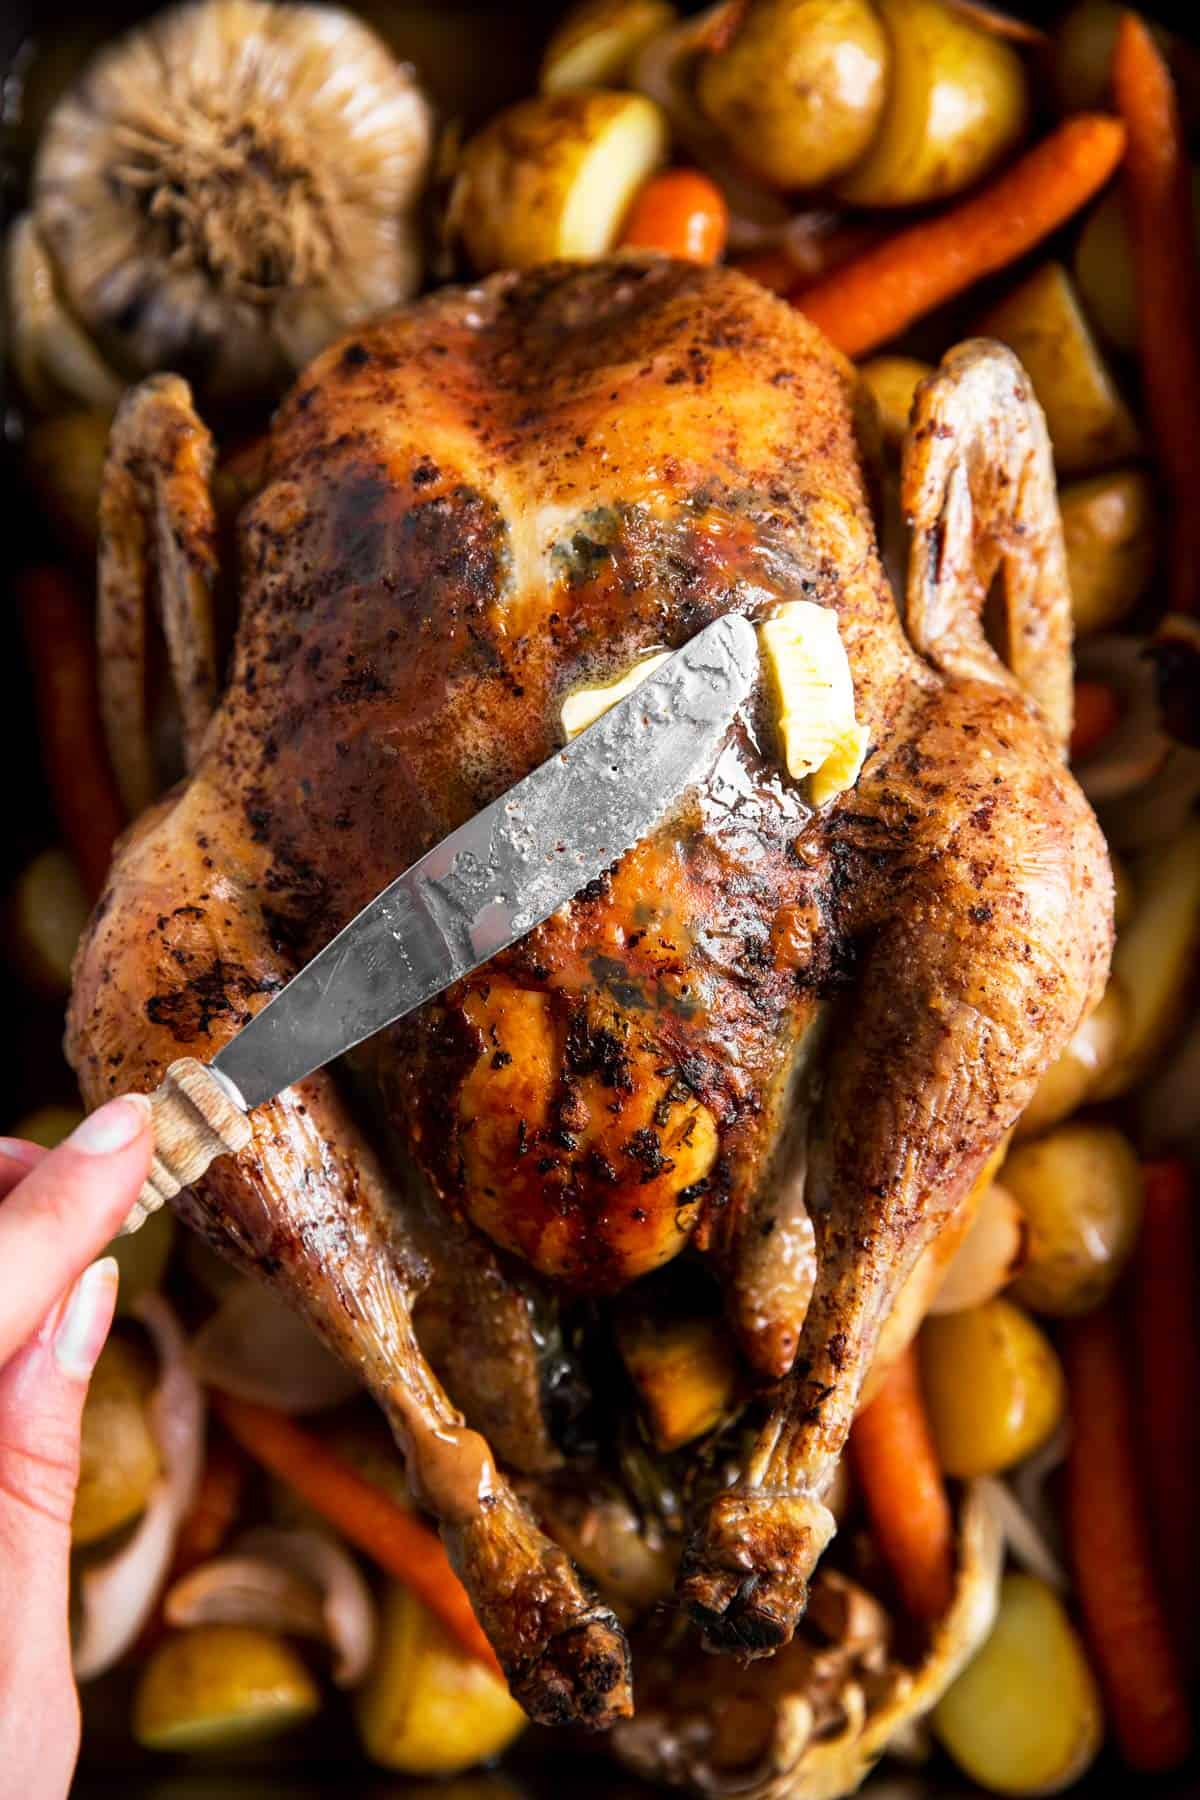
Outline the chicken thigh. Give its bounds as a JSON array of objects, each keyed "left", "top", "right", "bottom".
[{"left": 69, "top": 258, "right": 1112, "bottom": 1719}]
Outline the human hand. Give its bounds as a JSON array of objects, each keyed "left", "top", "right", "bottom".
[{"left": 0, "top": 1097, "right": 153, "bottom": 1800}]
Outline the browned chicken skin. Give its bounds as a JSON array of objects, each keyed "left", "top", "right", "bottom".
[{"left": 68, "top": 259, "right": 1112, "bottom": 1717}]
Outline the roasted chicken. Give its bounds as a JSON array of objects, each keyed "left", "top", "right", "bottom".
[{"left": 68, "top": 258, "right": 1112, "bottom": 1724}]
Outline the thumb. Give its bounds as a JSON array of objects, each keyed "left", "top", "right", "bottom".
[{"left": 0, "top": 1258, "right": 119, "bottom": 1798}]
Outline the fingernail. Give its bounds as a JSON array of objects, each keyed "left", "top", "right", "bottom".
[
  {"left": 67, "top": 1095, "right": 151, "bottom": 1156},
  {"left": 0, "top": 1138, "right": 44, "bottom": 1170},
  {"left": 54, "top": 1257, "right": 119, "bottom": 1379}
]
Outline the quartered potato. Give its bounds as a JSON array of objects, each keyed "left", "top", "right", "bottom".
[
  {"left": 695, "top": 0, "right": 890, "bottom": 191},
  {"left": 1093, "top": 818, "right": 1200, "bottom": 1098},
  {"left": 617, "top": 1312, "right": 738, "bottom": 1450},
  {"left": 133, "top": 1624, "right": 320, "bottom": 1752},
  {"left": 934, "top": 1572, "right": 1103, "bottom": 1795},
  {"left": 978, "top": 262, "right": 1140, "bottom": 476},
  {"left": 8, "top": 847, "right": 89, "bottom": 994},
  {"left": 1005, "top": 1123, "right": 1143, "bottom": 1317},
  {"left": 450, "top": 90, "right": 668, "bottom": 273},
  {"left": 920, "top": 1299, "right": 1065, "bottom": 1478},
  {"left": 836, "top": 0, "right": 1028, "bottom": 208},
  {"left": 355, "top": 1583, "right": 526, "bottom": 1774},
  {"left": 9, "top": 1102, "right": 83, "bottom": 1147},
  {"left": 858, "top": 355, "right": 932, "bottom": 449},
  {"left": 74, "top": 1337, "right": 160, "bottom": 1547},
  {"left": 1060, "top": 470, "right": 1157, "bottom": 636},
  {"left": 1015, "top": 981, "right": 1126, "bottom": 1138},
  {"left": 540, "top": 0, "right": 676, "bottom": 94}
]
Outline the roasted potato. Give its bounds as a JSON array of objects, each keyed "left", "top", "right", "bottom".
[
  {"left": 921, "top": 1299, "right": 1065, "bottom": 1478},
  {"left": 8, "top": 846, "right": 89, "bottom": 995},
  {"left": 929, "top": 1179, "right": 1026, "bottom": 1315},
  {"left": 1093, "top": 818, "right": 1200, "bottom": 1097},
  {"left": 1005, "top": 1123, "right": 1143, "bottom": 1316},
  {"left": 696, "top": 0, "right": 889, "bottom": 191},
  {"left": 356, "top": 1583, "right": 526, "bottom": 1774},
  {"left": 1060, "top": 468, "right": 1157, "bottom": 635},
  {"left": 858, "top": 355, "right": 932, "bottom": 449},
  {"left": 540, "top": 0, "right": 676, "bottom": 94},
  {"left": 450, "top": 90, "right": 668, "bottom": 274},
  {"left": 934, "top": 1572, "right": 1103, "bottom": 1795},
  {"left": 1015, "top": 981, "right": 1126, "bottom": 1138},
  {"left": 616, "top": 1312, "right": 737, "bottom": 1450},
  {"left": 73, "top": 1336, "right": 160, "bottom": 1547},
  {"left": 978, "top": 262, "right": 1140, "bottom": 476},
  {"left": 9, "top": 1102, "right": 83, "bottom": 1147},
  {"left": 1075, "top": 170, "right": 1200, "bottom": 355},
  {"left": 133, "top": 1624, "right": 320, "bottom": 1752},
  {"left": 835, "top": 0, "right": 1028, "bottom": 209}
]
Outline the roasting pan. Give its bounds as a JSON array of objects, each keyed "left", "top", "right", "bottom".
[{"left": 2, "top": 1, "right": 1196, "bottom": 1795}]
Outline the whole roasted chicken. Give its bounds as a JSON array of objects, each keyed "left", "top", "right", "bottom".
[{"left": 68, "top": 258, "right": 1112, "bottom": 1728}]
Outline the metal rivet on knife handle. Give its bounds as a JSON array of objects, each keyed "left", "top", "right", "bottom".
[{"left": 119, "top": 1058, "right": 252, "bottom": 1236}]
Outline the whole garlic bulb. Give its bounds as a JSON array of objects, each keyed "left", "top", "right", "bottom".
[{"left": 32, "top": 0, "right": 433, "bottom": 403}]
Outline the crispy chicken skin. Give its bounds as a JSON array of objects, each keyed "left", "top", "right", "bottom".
[{"left": 69, "top": 259, "right": 1112, "bottom": 1715}]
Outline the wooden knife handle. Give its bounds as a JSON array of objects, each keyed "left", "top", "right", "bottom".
[{"left": 119, "top": 1058, "right": 252, "bottom": 1236}]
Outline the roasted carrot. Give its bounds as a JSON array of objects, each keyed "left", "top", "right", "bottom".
[
  {"left": 1070, "top": 679, "right": 1121, "bottom": 760},
  {"left": 169, "top": 1437, "right": 246, "bottom": 1581},
  {"left": 729, "top": 249, "right": 800, "bottom": 295},
  {"left": 1062, "top": 1304, "right": 1193, "bottom": 1772},
  {"left": 619, "top": 169, "right": 729, "bottom": 264},
  {"left": 212, "top": 1392, "right": 502, "bottom": 1676},
  {"left": 19, "top": 566, "right": 125, "bottom": 900},
  {"left": 1132, "top": 1159, "right": 1200, "bottom": 1674},
  {"left": 1113, "top": 13, "right": 1200, "bottom": 615},
  {"left": 849, "top": 1344, "right": 955, "bottom": 1623},
  {"left": 792, "top": 115, "right": 1126, "bottom": 358}
]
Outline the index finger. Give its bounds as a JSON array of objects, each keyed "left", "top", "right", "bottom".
[{"left": 0, "top": 1096, "right": 152, "bottom": 1368}]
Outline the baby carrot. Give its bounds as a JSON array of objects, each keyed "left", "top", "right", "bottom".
[
  {"left": 1062, "top": 1304, "right": 1193, "bottom": 1772},
  {"left": 1132, "top": 1159, "right": 1200, "bottom": 1674},
  {"left": 1113, "top": 13, "right": 1200, "bottom": 615},
  {"left": 19, "top": 566, "right": 126, "bottom": 900},
  {"left": 1070, "top": 680, "right": 1120, "bottom": 760},
  {"left": 212, "top": 1392, "right": 502, "bottom": 1676},
  {"left": 792, "top": 115, "right": 1126, "bottom": 358},
  {"left": 850, "top": 1344, "right": 955, "bottom": 1624},
  {"left": 620, "top": 169, "right": 729, "bottom": 265},
  {"left": 169, "top": 1437, "right": 246, "bottom": 1581}
]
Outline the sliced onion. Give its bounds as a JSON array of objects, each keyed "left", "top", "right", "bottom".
[
  {"left": 73, "top": 1295, "right": 204, "bottom": 1680},
  {"left": 1009, "top": 1422, "right": 1070, "bottom": 1578},
  {"left": 165, "top": 1527, "right": 375, "bottom": 1687},
  {"left": 1074, "top": 636, "right": 1169, "bottom": 805},
  {"left": 976, "top": 1476, "right": 1068, "bottom": 1592},
  {"left": 190, "top": 1276, "right": 361, "bottom": 1415}
]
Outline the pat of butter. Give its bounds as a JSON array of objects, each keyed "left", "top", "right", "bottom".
[
  {"left": 561, "top": 652, "right": 671, "bottom": 739},
  {"left": 760, "top": 601, "right": 869, "bottom": 804}
]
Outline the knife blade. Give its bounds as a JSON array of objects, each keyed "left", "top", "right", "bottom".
[{"left": 209, "top": 611, "right": 758, "bottom": 1113}]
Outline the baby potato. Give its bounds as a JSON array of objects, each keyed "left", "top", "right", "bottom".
[
  {"left": 1060, "top": 469, "right": 1157, "bottom": 636},
  {"left": 929, "top": 1179, "right": 1026, "bottom": 1315},
  {"left": 1093, "top": 818, "right": 1200, "bottom": 1098},
  {"left": 617, "top": 1312, "right": 737, "bottom": 1450},
  {"left": 920, "top": 1299, "right": 1065, "bottom": 1477},
  {"left": 540, "top": 0, "right": 676, "bottom": 94},
  {"left": 8, "top": 1102, "right": 83, "bottom": 1147},
  {"left": 133, "top": 1624, "right": 320, "bottom": 1752},
  {"left": 835, "top": 0, "right": 1028, "bottom": 209},
  {"left": 356, "top": 1582, "right": 526, "bottom": 1774},
  {"left": 934, "top": 1572, "right": 1103, "bottom": 1795},
  {"left": 450, "top": 90, "right": 668, "bottom": 274},
  {"left": 73, "top": 1336, "right": 160, "bottom": 1547},
  {"left": 8, "top": 846, "right": 89, "bottom": 995},
  {"left": 1075, "top": 173, "right": 1200, "bottom": 354},
  {"left": 696, "top": 0, "right": 889, "bottom": 191},
  {"left": 858, "top": 355, "right": 932, "bottom": 449},
  {"left": 978, "top": 262, "right": 1140, "bottom": 476},
  {"left": 1014, "top": 981, "right": 1126, "bottom": 1139},
  {"left": 1005, "top": 1123, "right": 1142, "bottom": 1317}
]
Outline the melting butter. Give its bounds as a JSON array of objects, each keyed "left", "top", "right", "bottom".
[{"left": 760, "top": 600, "right": 869, "bottom": 804}]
